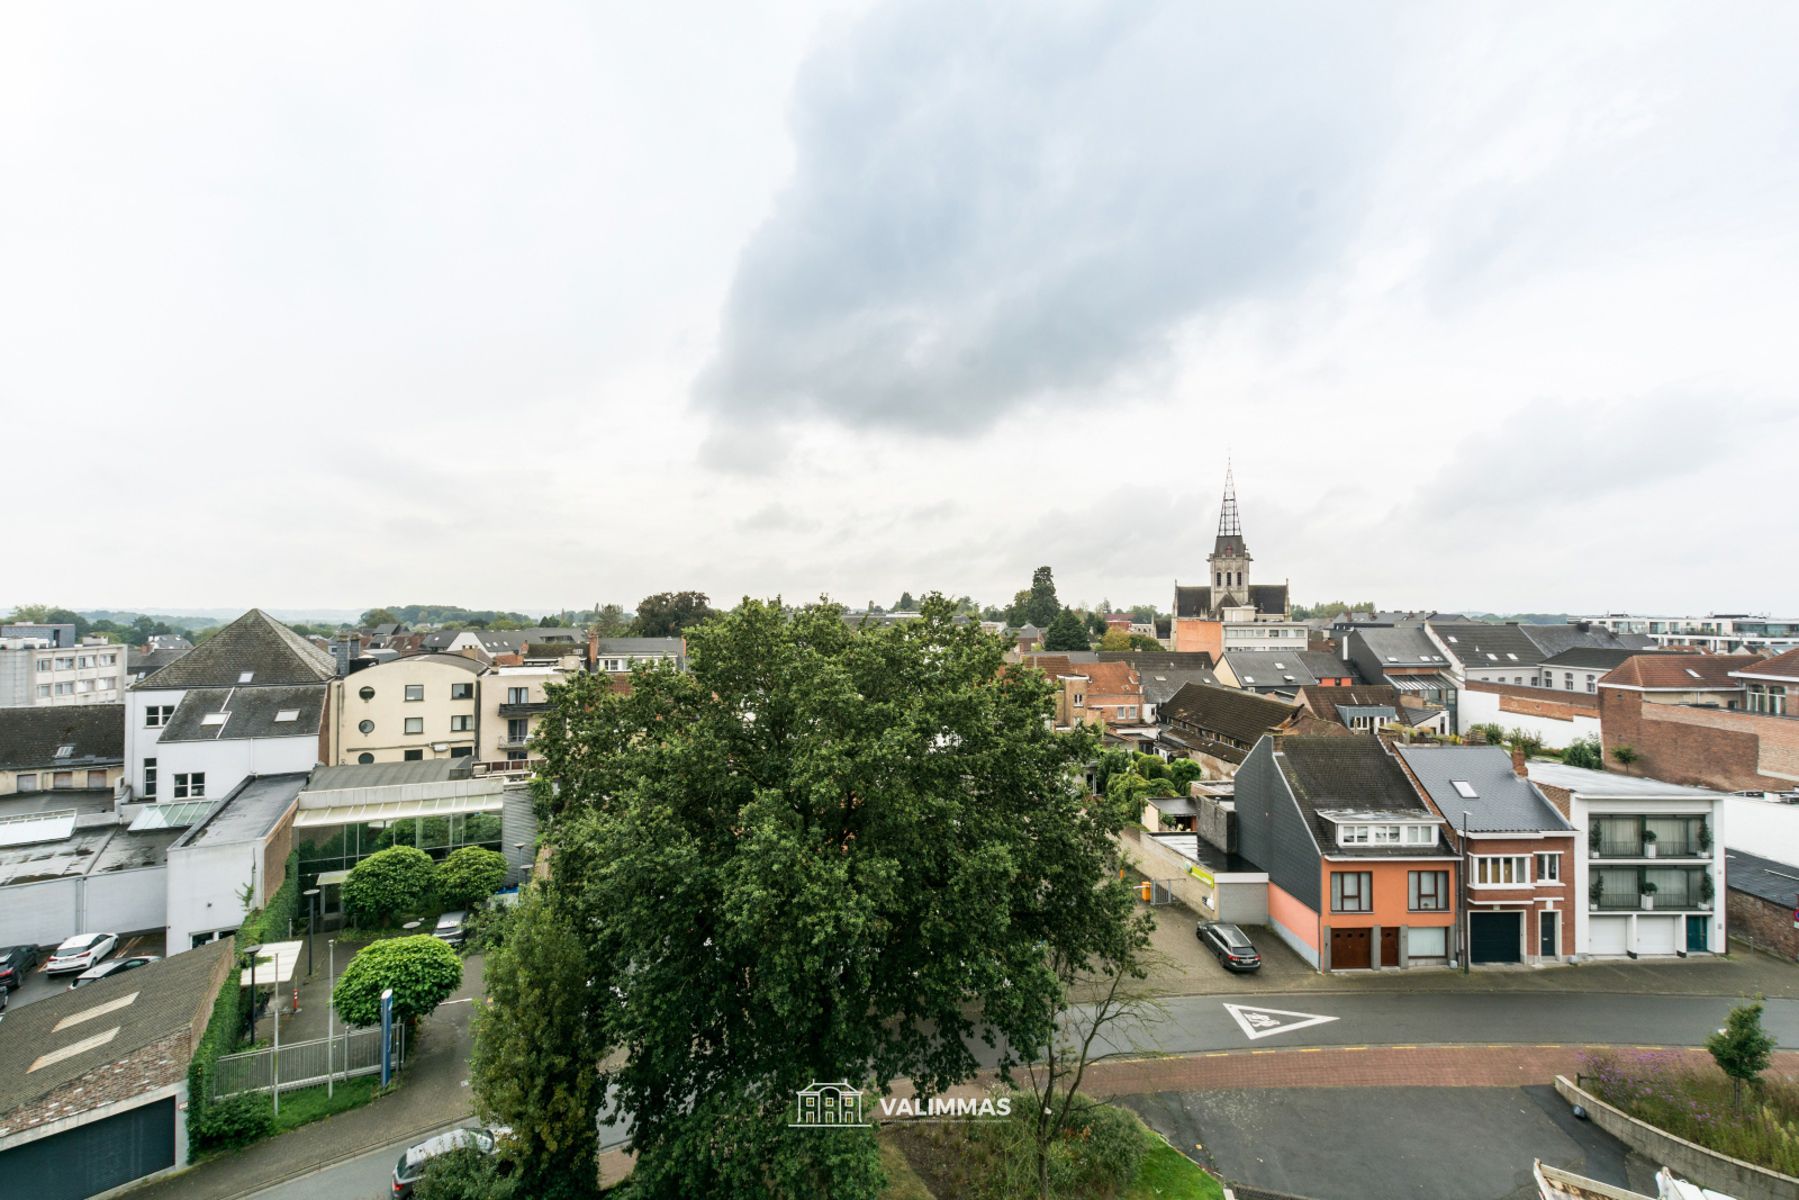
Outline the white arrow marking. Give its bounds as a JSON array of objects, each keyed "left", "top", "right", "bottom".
[{"left": 1222, "top": 1002, "right": 1339, "bottom": 1041}]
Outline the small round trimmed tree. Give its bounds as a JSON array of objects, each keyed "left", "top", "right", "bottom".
[
  {"left": 343, "top": 845, "right": 436, "bottom": 928},
  {"left": 436, "top": 846, "right": 509, "bottom": 911},
  {"left": 333, "top": 935, "right": 463, "bottom": 1027}
]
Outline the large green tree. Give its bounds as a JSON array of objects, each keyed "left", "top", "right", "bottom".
[
  {"left": 1042, "top": 607, "right": 1091, "bottom": 652},
  {"left": 342, "top": 845, "right": 437, "bottom": 927},
  {"left": 530, "top": 597, "right": 1126, "bottom": 1199},
  {"left": 472, "top": 888, "right": 604, "bottom": 1200},
  {"left": 437, "top": 846, "right": 508, "bottom": 911},
  {"left": 630, "top": 591, "right": 717, "bottom": 638},
  {"left": 1025, "top": 566, "right": 1060, "bottom": 629},
  {"left": 333, "top": 935, "right": 463, "bottom": 1027}
]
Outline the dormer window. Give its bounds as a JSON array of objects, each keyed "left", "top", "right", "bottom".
[{"left": 54, "top": 744, "right": 74, "bottom": 758}]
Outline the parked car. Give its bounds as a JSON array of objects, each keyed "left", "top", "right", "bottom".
[
  {"left": 0, "top": 944, "right": 40, "bottom": 991},
  {"left": 1196, "top": 921, "right": 1262, "bottom": 972},
  {"left": 392, "top": 1126, "right": 504, "bottom": 1197},
  {"left": 45, "top": 932, "right": 119, "bottom": 975},
  {"left": 431, "top": 910, "right": 468, "bottom": 948},
  {"left": 69, "top": 955, "right": 160, "bottom": 989}
]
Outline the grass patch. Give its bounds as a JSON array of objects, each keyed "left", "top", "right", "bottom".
[
  {"left": 1582, "top": 1050, "right": 1799, "bottom": 1175},
  {"left": 1126, "top": 1124, "right": 1224, "bottom": 1200},
  {"left": 878, "top": 1130, "right": 938, "bottom": 1200},
  {"left": 271, "top": 1074, "right": 382, "bottom": 1135}
]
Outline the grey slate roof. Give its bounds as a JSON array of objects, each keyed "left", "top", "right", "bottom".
[
  {"left": 0, "top": 939, "right": 228, "bottom": 1121},
  {"left": 305, "top": 759, "right": 468, "bottom": 790},
  {"left": 1225, "top": 651, "right": 1356, "bottom": 690},
  {"left": 1139, "top": 668, "right": 1222, "bottom": 706},
  {"left": 126, "top": 646, "right": 189, "bottom": 679},
  {"left": 1160, "top": 684, "right": 1297, "bottom": 760},
  {"left": 1273, "top": 737, "right": 1449, "bottom": 855},
  {"left": 1353, "top": 627, "right": 1449, "bottom": 668},
  {"left": 0, "top": 704, "right": 125, "bottom": 770},
  {"left": 1430, "top": 622, "right": 1547, "bottom": 668},
  {"left": 1537, "top": 647, "right": 1642, "bottom": 671},
  {"left": 1725, "top": 849, "right": 1799, "bottom": 907},
  {"left": 1523, "top": 624, "right": 1657, "bottom": 657},
  {"left": 595, "top": 637, "right": 683, "bottom": 655},
  {"left": 134, "top": 609, "right": 337, "bottom": 689},
  {"left": 1099, "top": 651, "right": 1216, "bottom": 671},
  {"left": 157, "top": 684, "right": 326, "bottom": 743},
  {"left": 1297, "top": 684, "right": 1442, "bottom": 729},
  {"left": 1174, "top": 584, "right": 1289, "bottom": 619},
  {"left": 1396, "top": 745, "right": 1574, "bottom": 833}
]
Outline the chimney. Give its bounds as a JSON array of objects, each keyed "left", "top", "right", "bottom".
[
  {"left": 587, "top": 626, "right": 599, "bottom": 671},
  {"left": 1511, "top": 743, "right": 1528, "bottom": 778}
]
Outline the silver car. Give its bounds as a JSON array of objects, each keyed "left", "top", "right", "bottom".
[{"left": 392, "top": 1127, "right": 501, "bottom": 1197}]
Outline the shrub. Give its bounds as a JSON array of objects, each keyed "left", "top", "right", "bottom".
[
  {"left": 193, "top": 1092, "right": 275, "bottom": 1152},
  {"left": 333, "top": 934, "right": 463, "bottom": 1027},
  {"left": 437, "top": 847, "right": 509, "bottom": 911},
  {"left": 1564, "top": 736, "right": 1603, "bottom": 770},
  {"left": 343, "top": 845, "right": 437, "bottom": 927},
  {"left": 1581, "top": 1049, "right": 1799, "bottom": 1174},
  {"left": 1505, "top": 727, "right": 1543, "bottom": 755},
  {"left": 1050, "top": 1100, "right": 1144, "bottom": 1198},
  {"left": 461, "top": 897, "right": 517, "bottom": 955}
]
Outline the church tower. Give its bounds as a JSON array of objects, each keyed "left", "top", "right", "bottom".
[{"left": 1207, "top": 462, "right": 1251, "bottom": 612}]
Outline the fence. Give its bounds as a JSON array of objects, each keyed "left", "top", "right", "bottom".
[{"left": 212, "top": 1025, "right": 405, "bottom": 1099}]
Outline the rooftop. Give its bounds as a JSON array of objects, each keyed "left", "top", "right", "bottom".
[
  {"left": 1724, "top": 848, "right": 1799, "bottom": 907},
  {"left": 1396, "top": 745, "right": 1573, "bottom": 833},
  {"left": 1148, "top": 832, "right": 1266, "bottom": 877},
  {"left": 0, "top": 704, "right": 125, "bottom": 771},
  {"left": 1525, "top": 760, "right": 1725, "bottom": 800},
  {"left": 305, "top": 759, "right": 468, "bottom": 791},
  {"left": 176, "top": 773, "right": 308, "bottom": 849},
  {"left": 156, "top": 683, "right": 326, "bottom": 743},
  {"left": 134, "top": 609, "right": 337, "bottom": 690},
  {"left": 0, "top": 940, "right": 228, "bottom": 1123},
  {"left": 1429, "top": 622, "right": 1548, "bottom": 668},
  {"left": 0, "top": 825, "right": 183, "bottom": 886},
  {"left": 1600, "top": 654, "right": 1760, "bottom": 691},
  {"left": 1731, "top": 646, "right": 1799, "bottom": 683}
]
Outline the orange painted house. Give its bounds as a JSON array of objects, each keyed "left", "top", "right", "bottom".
[{"left": 1234, "top": 735, "right": 1459, "bottom": 970}]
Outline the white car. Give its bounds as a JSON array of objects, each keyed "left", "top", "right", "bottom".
[{"left": 45, "top": 932, "right": 119, "bottom": 975}]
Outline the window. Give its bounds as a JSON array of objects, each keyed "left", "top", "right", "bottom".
[
  {"left": 403, "top": 749, "right": 424, "bottom": 761},
  {"left": 405, "top": 684, "right": 425, "bottom": 702},
  {"left": 87, "top": 770, "right": 107, "bottom": 788},
  {"left": 1405, "top": 825, "right": 1436, "bottom": 845},
  {"left": 359, "top": 685, "right": 376, "bottom": 701},
  {"left": 1409, "top": 870, "right": 1449, "bottom": 911},
  {"left": 78, "top": 655, "right": 94, "bottom": 669},
  {"left": 450, "top": 714, "right": 473, "bottom": 732},
  {"left": 54, "top": 656, "right": 75, "bottom": 670},
  {"left": 174, "top": 772, "right": 205, "bottom": 799},
  {"left": 100, "top": 654, "right": 116, "bottom": 666},
  {"left": 1535, "top": 853, "right": 1561, "bottom": 882},
  {"left": 358, "top": 719, "right": 375, "bottom": 735},
  {"left": 450, "top": 682, "right": 473, "bottom": 700},
  {"left": 36, "top": 657, "right": 51, "bottom": 671},
  {"left": 450, "top": 745, "right": 473, "bottom": 758},
  {"left": 16, "top": 773, "right": 38, "bottom": 791},
  {"left": 404, "top": 717, "right": 424, "bottom": 735},
  {"left": 507, "top": 687, "right": 530, "bottom": 705},
  {"left": 54, "top": 682, "right": 74, "bottom": 696},
  {"left": 35, "top": 684, "right": 49, "bottom": 698},
  {"left": 1339, "top": 825, "right": 1369, "bottom": 845},
  {"left": 145, "top": 705, "right": 175, "bottom": 728},
  {"left": 1585, "top": 675, "right": 1597, "bottom": 693},
  {"left": 1474, "top": 856, "right": 1530, "bottom": 886},
  {"left": 144, "top": 758, "right": 156, "bottom": 795},
  {"left": 1331, "top": 872, "right": 1372, "bottom": 913},
  {"left": 1564, "top": 672, "right": 1574, "bottom": 691}
]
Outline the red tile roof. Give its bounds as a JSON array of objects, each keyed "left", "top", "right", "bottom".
[
  {"left": 1600, "top": 653, "right": 1759, "bottom": 690},
  {"left": 1732, "top": 646, "right": 1799, "bottom": 682}
]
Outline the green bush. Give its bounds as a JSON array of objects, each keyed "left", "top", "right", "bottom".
[
  {"left": 1053, "top": 1100, "right": 1143, "bottom": 1197},
  {"left": 1564, "top": 736, "right": 1604, "bottom": 770},
  {"left": 461, "top": 898, "right": 517, "bottom": 956},
  {"left": 413, "top": 1145, "right": 518, "bottom": 1200},
  {"left": 333, "top": 934, "right": 463, "bottom": 1027},
  {"left": 193, "top": 1092, "right": 275, "bottom": 1152},
  {"left": 437, "top": 847, "right": 509, "bottom": 910},
  {"left": 344, "top": 845, "right": 437, "bottom": 927}
]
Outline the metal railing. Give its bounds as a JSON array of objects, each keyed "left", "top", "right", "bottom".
[{"left": 212, "top": 1026, "right": 404, "bottom": 1098}]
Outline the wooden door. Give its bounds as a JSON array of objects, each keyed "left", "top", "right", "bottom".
[
  {"left": 1330, "top": 927, "right": 1372, "bottom": 970},
  {"left": 1380, "top": 926, "right": 1400, "bottom": 967}
]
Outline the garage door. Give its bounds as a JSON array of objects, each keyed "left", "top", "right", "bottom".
[
  {"left": 0, "top": 1096, "right": 175, "bottom": 1200},
  {"left": 1470, "top": 912, "right": 1523, "bottom": 964},
  {"left": 1636, "top": 916, "right": 1679, "bottom": 956},
  {"left": 1588, "top": 916, "right": 1629, "bottom": 956},
  {"left": 1330, "top": 927, "right": 1372, "bottom": 970}
]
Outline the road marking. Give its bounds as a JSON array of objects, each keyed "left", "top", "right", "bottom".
[
  {"left": 441, "top": 998, "right": 474, "bottom": 1006},
  {"left": 1223, "top": 1003, "right": 1339, "bottom": 1042}
]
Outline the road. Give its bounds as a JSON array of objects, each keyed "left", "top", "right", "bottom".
[
  {"left": 241, "top": 1132, "right": 442, "bottom": 1200},
  {"left": 2, "top": 932, "right": 166, "bottom": 1013}
]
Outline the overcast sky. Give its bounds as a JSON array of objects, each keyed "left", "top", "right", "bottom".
[{"left": 5, "top": 2, "right": 1796, "bottom": 618}]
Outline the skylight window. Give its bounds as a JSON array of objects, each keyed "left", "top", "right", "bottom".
[
  {"left": 1451, "top": 780, "right": 1479, "bottom": 800},
  {"left": 1506, "top": 653, "right": 1518, "bottom": 661},
  {"left": 1243, "top": 675, "right": 1256, "bottom": 683},
  {"left": 29, "top": 1028, "right": 120, "bottom": 1072},
  {"left": 238, "top": 671, "right": 255, "bottom": 684},
  {"left": 54, "top": 744, "right": 74, "bottom": 758},
  {"left": 1685, "top": 668, "right": 1703, "bottom": 680},
  {"left": 1447, "top": 635, "right": 1458, "bottom": 643},
  {"left": 274, "top": 709, "right": 300, "bottom": 722},
  {"left": 1486, "top": 653, "right": 1498, "bottom": 661},
  {"left": 53, "top": 992, "right": 140, "bottom": 1032},
  {"left": 1273, "top": 662, "right": 1286, "bottom": 669},
  {"left": 201, "top": 713, "right": 228, "bottom": 726}
]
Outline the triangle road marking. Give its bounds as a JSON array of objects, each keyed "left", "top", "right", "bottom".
[{"left": 1222, "top": 1002, "right": 1339, "bottom": 1042}]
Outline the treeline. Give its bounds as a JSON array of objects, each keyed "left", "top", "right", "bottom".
[{"left": 7, "top": 604, "right": 195, "bottom": 645}]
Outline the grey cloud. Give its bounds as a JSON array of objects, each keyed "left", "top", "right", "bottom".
[{"left": 695, "top": 1, "right": 1398, "bottom": 436}]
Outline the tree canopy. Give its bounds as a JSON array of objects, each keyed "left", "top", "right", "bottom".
[
  {"left": 333, "top": 935, "right": 463, "bottom": 1027},
  {"left": 1042, "top": 607, "right": 1091, "bottom": 652},
  {"left": 629, "top": 591, "right": 717, "bottom": 638},
  {"left": 515, "top": 596, "right": 1130, "bottom": 1198},
  {"left": 436, "top": 847, "right": 509, "bottom": 911},
  {"left": 342, "top": 845, "right": 436, "bottom": 927},
  {"left": 1025, "top": 566, "right": 1060, "bottom": 629}
]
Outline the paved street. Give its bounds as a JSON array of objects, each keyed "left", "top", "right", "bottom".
[
  {"left": 3, "top": 931, "right": 166, "bottom": 1013},
  {"left": 241, "top": 1134, "right": 430, "bottom": 1200}
]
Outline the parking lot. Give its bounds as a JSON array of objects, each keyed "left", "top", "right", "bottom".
[
  {"left": 1090, "top": 899, "right": 1316, "bottom": 1001},
  {"left": 2, "top": 931, "right": 167, "bottom": 1014}
]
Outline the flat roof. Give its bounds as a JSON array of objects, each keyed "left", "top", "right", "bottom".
[
  {"left": 0, "top": 825, "right": 181, "bottom": 886},
  {"left": 1149, "top": 832, "right": 1266, "bottom": 877},
  {"left": 177, "top": 773, "right": 307, "bottom": 849},
  {"left": 1525, "top": 761, "right": 1724, "bottom": 800},
  {"left": 306, "top": 760, "right": 467, "bottom": 790}
]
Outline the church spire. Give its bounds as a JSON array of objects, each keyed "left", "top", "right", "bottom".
[{"left": 1217, "top": 458, "right": 1241, "bottom": 539}]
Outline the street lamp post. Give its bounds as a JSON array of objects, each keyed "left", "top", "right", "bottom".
[
  {"left": 303, "top": 888, "right": 320, "bottom": 978},
  {"left": 1461, "top": 809, "right": 1472, "bottom": 976},
  {"left": 326, "top": 938, "right": 336, "bottom": 1100}
]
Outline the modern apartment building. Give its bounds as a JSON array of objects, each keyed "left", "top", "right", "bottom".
[
  {"left": 0, "top": 633, "right": 128, "bottom": 708},
  {"left": 1580, "top": 613, "right": 1799, "bottom": 655},
  {"left": 336, "top": 653, "right": 483, "bottom": 764}
]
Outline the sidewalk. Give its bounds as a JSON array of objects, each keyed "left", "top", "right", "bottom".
[{"left": 122, "top": 952, "right": 486, "bottom": 1200}]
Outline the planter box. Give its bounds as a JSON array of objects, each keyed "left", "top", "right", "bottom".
[
  {"left": 1644, "top": 844, "right": 1658, "bottom": 859},
  {"left": 1641, "top": 895, "right": 1655, "bottom": 910}
]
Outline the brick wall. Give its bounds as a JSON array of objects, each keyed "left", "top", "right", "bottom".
[
  {"left": 1601, "top": 689, "right": 1799, "bottom": 791},
  {"left": 1728, "top": 889, "right": 1799, "bottom": 961},
  {"left": 1466, "top": 679, "right": 1600, "bottom": 718},
  {"left": 1, "top": 1032, "right": 190, "bottom": 1139}
]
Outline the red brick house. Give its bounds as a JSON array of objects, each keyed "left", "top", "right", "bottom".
[
  {"left": 1725, "top": 848, "right": 1799, "bottom": 961},
  {"left": 1395, "top": 744, "right": 1578, "bottom": 964},
  {"left": 1600, "top": 653, "right": 1798, "bottom": 792}
]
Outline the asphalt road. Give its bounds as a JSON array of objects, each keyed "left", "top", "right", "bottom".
[
  {"left": 239, "top": 1131, "right": 441, "bottom": 1200},
  {"left": 3, "top": 931, "right": 166, "bottom": 1013}
]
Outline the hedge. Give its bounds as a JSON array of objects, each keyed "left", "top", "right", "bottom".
[{"left": 185, "top": 850, "right": 301, "bottom": 1158}]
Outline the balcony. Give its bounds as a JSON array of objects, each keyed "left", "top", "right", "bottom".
[
  {"left": 1591, "top": 894, "right": 1711, "bottom": 912},
  {"left": 497, "top": 701, "right": 553, "bottom": 717},
  {"left": 497, "top": 736, "right": 532, "bottom": 751},
  {"left": 1591, "top": 841, "right": 1709, "bottom": 861}
]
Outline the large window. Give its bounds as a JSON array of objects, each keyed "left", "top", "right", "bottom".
[
  {"left": 1748, "top": 684, "right": 1787, "bottom": 715},
  {"left": 450, "top": 682, "right": 474, "bottom": 700},
  {"left": 1474, "top": 856, "right": 1530, "bottom": 886},
  {"left": 1535, "top": 853, "right": 1561, "bottom": 882},
  {"left": 174, "top": 772, "right": 205, "bottom": 799},
  {"left": 1331, "top": 871, "right": 1372, "bottom": 913},
  {"left": 1409, "top": 871, "right": 1449, "bottom": 911},
  {"left": 507, "top": 686, "right": 530, "bottom": 705},
  {"left": 1339, "top": 823, "right": 1435, "bottom": 847}
]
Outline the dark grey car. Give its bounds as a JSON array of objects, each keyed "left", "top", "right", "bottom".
[{"left": 1196, "top": 921, "right": 1262, "bottom": 971}]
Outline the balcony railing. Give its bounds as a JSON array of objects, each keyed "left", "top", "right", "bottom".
[
  {"left": 497, "top": 702, "right": 554, "bottom": 717},
  {"left": 1592, "top": 894, "right": 1709, "bottom": 911},
  {"left": 1593, "top": 841, "right": 1708, "bottom": 860}
]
